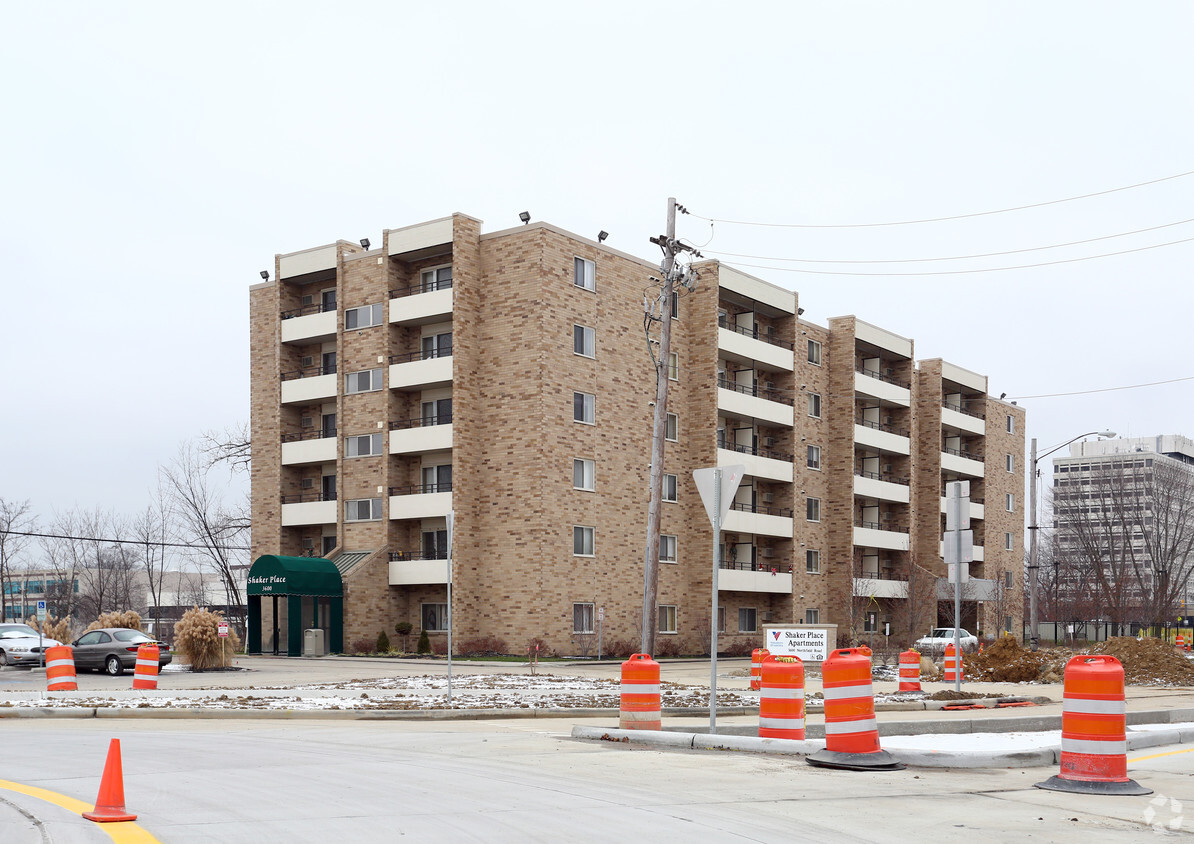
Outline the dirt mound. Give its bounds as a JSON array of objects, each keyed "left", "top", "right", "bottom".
[
  {"left": 965, "top": 636, "right": 1048, "bottom": 683},
  {"left": 964, "top": 635, "right": 1194, "bottom": 686},
  {"left": 1089, "top": 637, "right": 1194, "bottom": 686}
]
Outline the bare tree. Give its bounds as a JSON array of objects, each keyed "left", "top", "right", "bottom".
[
  {"left": 0, "top": 498, "right": 35, "bottom": 622},
  {"left": 131, "top": 488, "right": 174, "bottom": 634},
  {"left": 200, "top": 422, "right": 251, "bottom": 475},
  {"left": 39, "top": 510, "right": 91, "bottom": 621},
  {"left": 76, "top": 541, "right": 140, "bottom": 621}
]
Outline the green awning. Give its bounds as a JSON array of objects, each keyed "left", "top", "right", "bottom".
[{"left": 247, "top": 555, "right": 342, "bottom": 597}]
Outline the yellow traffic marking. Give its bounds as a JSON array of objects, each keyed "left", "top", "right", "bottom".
[
  {"left": 0, "top": 778, "right": 161, "bottom": 843},
  {"left": 1128, "top": 747, "right": 1194, "bottom": 763}
]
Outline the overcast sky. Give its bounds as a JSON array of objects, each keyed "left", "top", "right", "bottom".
[{"left": 2, "top": 2, "right": 1191, "bottom": 522}]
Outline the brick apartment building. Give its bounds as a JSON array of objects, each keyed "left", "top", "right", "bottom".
[{"left": 248, "top": 212, "right": 1026, "bottom": 656}]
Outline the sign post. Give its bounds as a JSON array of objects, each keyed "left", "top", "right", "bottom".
[
  {"left": 944, "top": 481, "right": 971, "bottom": 693},
  {"left": 446, "top": 510, "right": 455, "bottom": 705},
  {"left": 36, "top": 600, "right": 46, "bottom": 669},
  {"left": 218, "top": 619, "right": 229, "bottom": 666},
  {"left": 693, "top": 464, "right": 745, "bottom": 735},
  {"left": 597, "top": 606, "right": 604, "bottom": 660}
]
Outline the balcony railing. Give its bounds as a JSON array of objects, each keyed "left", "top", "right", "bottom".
[
  {"left": 855, "top": 567, "right": 907, "bottom": 581},
  {"left": 390, "top": 278, "right": 453, "bottom": 299},
  {"left": 942, "top": 445, "right": 983, "bottom": 461},
  {"left": 718, "top": 440, "right": 793, "bottom": 463},
  {"left": 282, "top": 429, "right": 335, "bottom": 442},
  {"left": 855, "top": 520, "right": 909, "bottom": 533},
  {"left": 719, "top": 559, "right": 789, "bottom": 573},
  {"left": 281, "top": 492, "right": 336, "bottom": 504},
  {"left": 281, "top": 364, "right": 336, "bottom": 381},
  {"left": 942, "top": 400, "right": 985, "bottom": 420},
  {"left": 389, "top": 550, "right": 449, "bottom": 562},
  {"left": 389, "top": 483, "right": 453, "bottom": 496},
  {"left": 855, "top": 469, "right": 910, "bottom": 486},
  {"left": 856, "top": 418, "right": 910, "bottom": 438},
  {"left": 718, "top": 316, "right": 794, "bottom": 350},
  {"left": 717, "top": 377, "right": 793, "bottom": 407},
  {"left": 389, "top": 347, "right": 453, "bottom": 364},
  {"left": 390, "top": 414, "right": 451, "bottom": 430},
  {"left": 729, "top": 501, "right": 793, "bottom": 518},
  {"left": 856, "top": 368, "right": 910, "bottom": 389},
  {"left": 280, "top": 302, "right": 337, "bottom": 320}
]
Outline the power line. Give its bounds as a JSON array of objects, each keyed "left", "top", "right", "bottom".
[
  {"left": 689, "top": 169, "right": 1194, "bottom": 229},
  {"left": 702, "top": 218, "right": 1194, "bottom": 265},
  {"left": 719, "top": 234, "right": 1194, "bottom": 277},
  {"left": 0, "top": 530, "right": 250, "bottom": 553},
  {"left": 1008, "top": 375, "right": 1194, "bottom": 400}
]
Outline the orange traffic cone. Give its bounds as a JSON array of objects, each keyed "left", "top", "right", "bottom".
[{"left": 82, "top": 739, "right": 137, "bottom": 823}]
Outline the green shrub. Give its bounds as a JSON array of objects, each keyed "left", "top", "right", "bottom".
[
  {"left": 417, "top": 629, "right": 431, "bottom": 654},
  {"left": 376, "top": 631, "right": 391, "bottom": 652}
]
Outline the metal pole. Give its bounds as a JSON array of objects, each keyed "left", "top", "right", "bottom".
[
  {"left": 953, "top": 513, "right": 962, "bottom": 694},
  {"left": 1028, "top": 437, "right": 1039, "bottom": 652},
  {"left": 710, "top": 468, "right": 721, "bottom": 735},
  {"left": 446, "top": 511, "right": 454, "bottom": 704}
]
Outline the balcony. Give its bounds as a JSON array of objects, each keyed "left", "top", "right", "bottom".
[
  {"left": 940, "top": 496, "right": 985, "bottom": 521},
  {"left": 389, "top": 417, "right": 453, "bottom": 455},
  {"left": 281, "top": 432, "right": 337, "bottom": 465},
  {"left": 281, "top": 367, "right": 337, "bottom": 404},
  {"left": 853, "top": 472, "right": 910, "bottom": 504},
  {"left": 853, "top": 569, "right": 910, "bottom": 600},
  {"left": 389, "top": 280, "right": 453, "bottom": 326},
  {"left": 280, "top": 493, "right": 337, "bottom": 527},
  {"left": 717, "top": 447, "right": 793, "bottom": 484},
  {"left": 854, "top": 369, "right": 911, "bottom": 407},
  {"left": 389, "top": 350, "right": 453, "bottom": 391},
  {"left": 717, "top": 325, "right": 794, "bottom": 372},
  {"left": 718, "top": 560, "right": 793, "bottom": 594},
  {"left": 940, "top": 448, "right": 985, "bottom": 478},
  {"left": 388, "top": 551, "right": 451, "bottom": 586},
  {"left": 717, "top": 379, "right": 794, "bottom": 428},
  {"left": 386, "top": 217, "right": 454, "bottom": 258},
  {"left": 853, "top": 522, "right": 910, "bottom": 551},
  {"left": 280, "top": 306, "right": 337, "bottom": 344},
  {"left": 722, "top": 502, "right": 794, "bottom": 538},
  {"left": 853, "top": 422, "right": 911, "bottom": 456},
  {"left": 388, "top": 484, "right": 453, "bottom": 520},
  {"left": 941, "top": 402, "right": 986, "bottom": 436}
]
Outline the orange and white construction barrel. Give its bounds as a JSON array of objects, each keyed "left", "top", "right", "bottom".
[
  {"left": 132, "top": 643, "right": 160, "bottom": 690},
  {"left": 619, "top": 653, "right": 661, "bottom": 731},
  {"left": 1036, "top": 655, "right": 1150, "bottom": 795},
  {"left": 749, "top": 648, "right": 770, "bottom": 691},
  {"left": 943, "top": 643, "right": 963, "bottom": 683},
  {"left": 898, "top": 649, "right": 921, "bottom": 692},
  {"left": 1177, "top": 634, "right": 1186, "bottom": 651},
  {"left": 807, "top": 647, "right": 903, "bottom": 770},
  {"left": 759, "top": 656, "right": 805, "bottom": 740},
  {"left": 45, "top": 645, "right": 77, "bottom": 692}
]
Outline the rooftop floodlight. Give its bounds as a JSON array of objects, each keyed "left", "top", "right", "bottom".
[
  {"left": 259, "top": 270, "right": 269, "bottom": 280},
  {"left": 598, "top": 230, "right": 609, "bottom": 243},
  {"left": 360, "top": 238, "right": 371, "bottom": 249},
  {"left": 519, "top": 211, "right": 531, "bottom": 224}
]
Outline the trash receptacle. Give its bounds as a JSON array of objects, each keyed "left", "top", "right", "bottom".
[{"left": 303, "top": 628, "right": 325, "bottom": 657}]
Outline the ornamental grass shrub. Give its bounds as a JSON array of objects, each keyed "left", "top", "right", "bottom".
[
  {"left": 24, "top": 615, "right": 73, "bottom": 643},
  {"left": 174, "top": 606, "right": 240, "bottom": 671},
  {"left": 84, "top": 610, "right": 142, "bottom": 633}
]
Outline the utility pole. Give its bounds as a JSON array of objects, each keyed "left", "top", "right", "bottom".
[
  {"left": 1028, "top": 437, "right": 1040, "bottom": 652},
  {"left": 641, "top": 197, "right": 698, "bottom": 656}
]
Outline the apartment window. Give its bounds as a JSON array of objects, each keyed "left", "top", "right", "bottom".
[
  {"left": 668, "top": 352, "right": 679, "bottom": 381},
  {"left": 864, "top": 611, "right": 878, "bottom": 633},
  {"left": 666, "top": 412, "right": 679, "bottom": 442},
  {"left": 658, "top": 605, "right": 677, "bottom": 634},
  {"left": 345, "top": 433, "right": 382, "bottom": 458},
  {"left": 807, "top": 393, "right": 822, "bottom": 419},
  {"left": 1004, "top": 571, "right": 1014, "bottom": 588},
  {"left": 573, "top": 392, "right": 595, "bottom": 424},
  {"left": 806, "top": 497, "right": 821, "bottom": 522},
  {"left": 670, "top": 289, "right": 679, "bottom": 319},
  {"left": 807, "top": 339, "right": 822, "bottom": 366},
  {"left": 806, "top": 549, "right": 821, "bottom": 573},
  {"left": 345, "top": 498, "right": 382, "bottom": 522},
  {"left": 1006, "top": 414, "right": 1015, "bottom": 433},
  {"left": 717, "top": 606, "right": 726, "bottom": 633},
  {"left": 573, "top": 602, "right": 595, "bottom": 634},
  {"left": 807, "top": 445, "right": 822, "bottom": 470},
  {"left": 573, "top": 324, "right": 595, "bottom": 358},
  {"left": 663, "top": 473, "right": 678, "bottom": 502},
  {"left": 660, "top": 534, "right": 677, "bottom": 563},
  {"left": 344, "top": 303, "right": 383, "bottom": 330},
  {"left": 422, "top": 529, "right": 448, "bottom": 560},
  {"left": 422, "top": 332, "right": 452, "bottom": 359},
  {"left": 345, "top": 368, "right": 382, "bottom": 394},
  {"left": 805, "top": 609, "right": 820, "bottom": 624},
  {"left": 421, "top": 398, "right": 452, "bottom": 426},
  {"left": 574, "top": 257, "right": 595, "bottom": 291},
  {"left": 421, "top": 265, "right": 452, "bottom": 291},
  {"left": 422, "top": 464, "right": 452, "bottom": 493},
  {"left": 1006, "top": 493, "right": 1015, "bottom": 512},
  {"left": 321, "top": 535, "right": 337, "bottom": 556},
  {"left": 1005, "top": 615, "right": 1013, "bottom": 633},
  {"left": 573, "top": 526, "right": 595, "bottom": 556},
  {"left": 1006, "top": 453, "right": 1015, "bottom": 473},
  {"left": 421, "top": 602, "right": 448, "bottom": 632},
  {"left": 1005, "top": 532, "right": 1014, "bottom": 551},
  {"left": 738, "top": 607, "right": 757, "bottom": 633},
  {"left": 573, "top": 458, "right": 595, "bottom": 491}
]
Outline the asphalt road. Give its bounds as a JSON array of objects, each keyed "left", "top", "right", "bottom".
[{"left": 1, "top": 718, "right": 1191, "bottom": 843}]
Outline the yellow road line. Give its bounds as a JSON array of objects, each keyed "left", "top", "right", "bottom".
[
  {"left": 1128, "top": 747, "right": 1194, "bottom": 763},
  {"left": 0, "top": 778, "right": 160, "bottom": 843}
]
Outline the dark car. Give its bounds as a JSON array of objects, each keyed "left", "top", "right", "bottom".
[
  {"left": 0, "top": 624, "right": 62, "bottom": 667},
  {"left": 72, "top": 628, "right": 172, "bottom": 676}
]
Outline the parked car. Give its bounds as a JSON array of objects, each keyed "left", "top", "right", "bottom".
[
  {"left": 72, "top": 628, "right": 172, "bottom": 676},
  {"left": 0, "top": 624, "right": 62, "bottom": 667},
  {"left": 914, "top": 627, "right": 978, "bottom": 653}
]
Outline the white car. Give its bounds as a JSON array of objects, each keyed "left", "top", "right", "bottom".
[
  {"left": 0, "top": 624, "right": 63, "bottom": 667},
  {"left": 914, "top": 627, "right": 978, "bottom": 653}
]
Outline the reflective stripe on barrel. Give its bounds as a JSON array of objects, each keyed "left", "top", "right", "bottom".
[
  {"left": 1055, "top": 655, "right": 1130, "bottom": 783},
  {"left": 759, "top": 656, "right": 805, "bottom": 740},
  {"left": 45, "top": 645, "right": 77, "bottom": 692},
  {"left": 132, "top": 643, "right": 159, "bottom": 690},
  {"left": 750, "top": 649, "right": 770, "bottom": 691},
  {"left": 821, "top": 648, "right": 883, "bottom": 755},
  {"left": 620, "top": 653, "right": 661, "bottom": 731}
]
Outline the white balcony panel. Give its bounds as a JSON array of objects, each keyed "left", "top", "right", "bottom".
[
  {"left": 941, "top": 406, "right": 986, "bottom": 436},
  {"left": 855, "top": 320, "right": 912, "bottom": 359},
  {"left": 389, "top": 559, "right": 451, "bottom": 586},
  {"left": 722, "top": 510, "right": 794, "bottom": 538},
  {"left": 940, "top": 451, "right": 985, "bottom": 478},
  {"left": 389, "top": 491, "right": 453, "bottom": 520},
  {"left": 387, "top": 217, "right": 453, "bottom": 256},
  {"left": 717, "top": 266, "right": 797, "bottom": 314},
  {"left": 853, "top": 372, "right": 911, "bottom": 407},
  {"left": 939, "top": 497, "right": 985, "bottom": 521},
  {"left": 281, "top": 437, "right": 336, "bottom": 466},
  {"left": 281, "top": 374, "right": 337, "bottom": 405},
  {"left": 389, "top": 288, "right": 452, "bottom": 325},
  {"left": 389, "top": 357, "right": 453, "bottom": 391},
  {"left": 853, "top": 577, "right": 909, "bottom": 600},
  {"left": 717, "top": 328, "right": 794, "bottom": 372},
  {"left": 941, "top": 361, "right": 987, "bottom": 393},
  {"left": 853, "top": 423, "right": 911, "bottom": 455},
  {"left": 390, "top": 424, "right": 453, "bottom": 455},
  {"left": 717, "top": 387, "right": 794, "bottom": 428},
  {"left": 718, "top": 568, "right": 793, "bottom": 594},
  {"left": 936, "top": 576, "right": 996, "bottom": 601},
  {"left": 853, "top": 526, "right": 910, "bottom": 552},
  {"left": 938, "top": 541, "right": 985, "bottom": 562},
  {"left": 281, "top": 310, "right": 337, "bottom": 344},
  {"left": 281, "top": 500, "right": 337, "bottom": 527},
  {"left": 279, "top": 243, "right": 337, "bottom": 279},
  {"left": 717, "top": 448, "right": 793, "bottom": 484},
  {"left": 853, "top": 475, "right": 910, "bottom": 503}
]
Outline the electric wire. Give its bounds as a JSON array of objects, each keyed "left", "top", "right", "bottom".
[
  {"left": 0, "top": 530, "right": 250, "bottom": 552},
  {"left": 1007, "top": 375, "right": 1194, "bottom": 400}
]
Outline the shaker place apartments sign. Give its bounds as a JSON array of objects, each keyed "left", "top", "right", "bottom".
[{"left": 762, "top": 625, "right": 833, "bottom": 661}]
